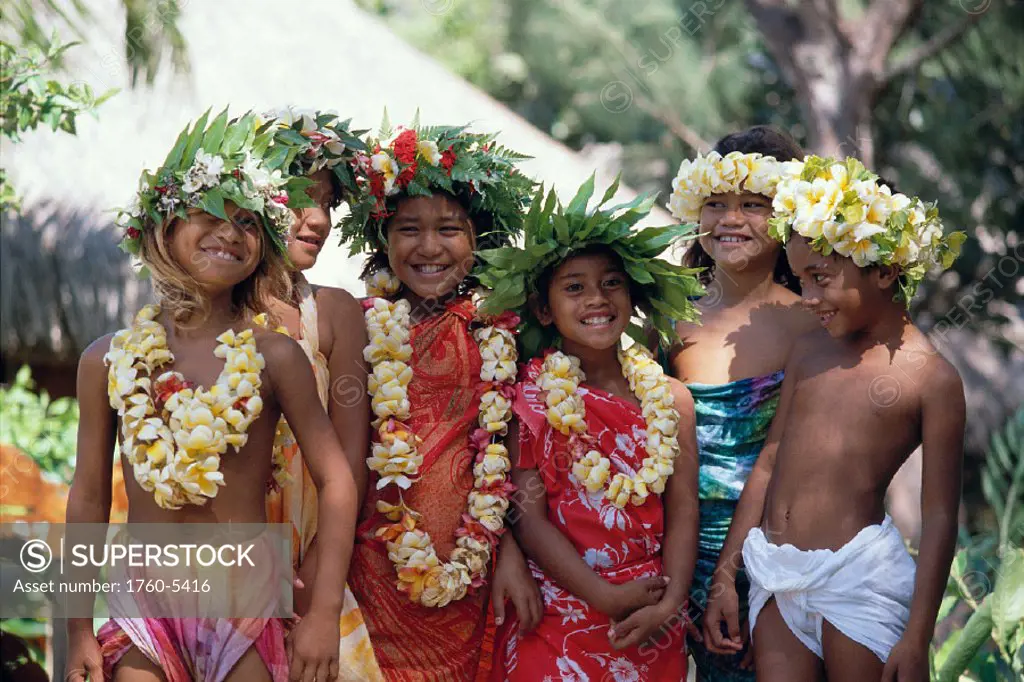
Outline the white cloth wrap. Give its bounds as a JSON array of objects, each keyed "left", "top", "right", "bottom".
[{"left": 743, "top": 515, "right": 916, "bottom": 663}]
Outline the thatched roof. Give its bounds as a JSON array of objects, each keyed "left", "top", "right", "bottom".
[{"left": 2, "top": 0, "right": 668, "bottom": 363}]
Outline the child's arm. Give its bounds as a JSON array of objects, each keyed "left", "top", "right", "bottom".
[
  {"left": 508, "top": 421, "right": 669, "bottom": 623},
  {"left": 882, "top": 362, "right": 965, "bottom": 682},
  {"left": 491, "top": 530, "right": 543, "bottom": 631},
  {"left": 609, "top": 379, "right": 700, "bottom": 649},
  {"left": 703, "top": 341, "right": 802, "bottom": 653},
  {"left": 65, "top": 337, "right": 117, "bottom": 682},
  {"left": 293, "top": 289, "right": 370, "bottom": 616},
  {"left": 264, "top": 334, "right": 359, "bottom": 679},
  {"left": 319, "top": 288, "right": 371, "bottom": 507}
]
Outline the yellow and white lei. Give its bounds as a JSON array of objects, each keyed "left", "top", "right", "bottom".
[
  {"left": 538, "top": 345, "right": 680, "bottom": 509},
  {"left": 104, "top": 305, "right": 289, "bottom": 510},
  {"left": 668, "top": 151, "right": 792, "bottom": 224},
  {"left": 363, "top": 270, "right": 518, "bottom": 608}
]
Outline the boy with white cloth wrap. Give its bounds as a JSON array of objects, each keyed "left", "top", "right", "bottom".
[{"left": 701, "top": 158, "right": 967, "bottom": 682}]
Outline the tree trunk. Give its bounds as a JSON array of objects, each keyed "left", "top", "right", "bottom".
[{"left": 744, "top": 0, "right": 927, "bottom": 165}]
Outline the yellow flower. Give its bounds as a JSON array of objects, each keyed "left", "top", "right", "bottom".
[
  {"left": 420, "top": 564, "right": 470, "bottom": 608},
  {"left": 417, "top": 139, "right": 442, "bottom": 166}
]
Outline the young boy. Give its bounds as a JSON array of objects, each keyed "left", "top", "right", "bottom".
[{"left": 702, "top": 156, "right": 967, "bottom": 682}]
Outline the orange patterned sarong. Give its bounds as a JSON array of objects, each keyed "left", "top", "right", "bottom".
[{"left": 348, "top": 297, "right": 492, "bottom": 682}]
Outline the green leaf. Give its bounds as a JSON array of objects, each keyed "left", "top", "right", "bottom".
[
  {"left": 565, "top": 172, "right": 596, "bottom": 215},
  {"left": 198, "top": 188, "right": 226, "bottom": 220},
  {"left": 181, "top": 108, "right": 211, "bottom": 166},
  {"left": 937, "top": 599, "right": 994, "bottom": 682},
  {"left": 598, "top": 173, "right": 622, "bottom": 207},
  {"left": 991, "top": 548, "right": 1024, "bottom": 650},
  {"left": 200, "top": 107, "right": 230, "bottom": 154},
  {"left": 221, "top": 117, "right": 252, "bottom": 157}
]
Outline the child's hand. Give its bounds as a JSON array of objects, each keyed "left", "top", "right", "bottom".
[
  {"left": 287, "top": 608, "right": 341, "bottom": 682},
  {"left": 598, "top": 576, "right": 668, "bottom": 622},
  {"left": 881, "top": 636, "right": 928, "bottom": 682},
  {"left": 492, "top": 539, "right": 544, "bottom": 632},
  {"left": 608, "top": 599, "right": 680, "bottom": 650},
  {"left": 65, "top": 626, "right": 103, "bottom": 682},
  {"left": 702, "top": 581, "right": 743, "bottom": 654}
]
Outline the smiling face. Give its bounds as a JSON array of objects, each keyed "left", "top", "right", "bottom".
[
  {"left": 699, "top": 191, "right": 780, "bottom": 273},
  {"left": 385, "top": 193, "right": 476, "bottom": 301},
  {"left": 286, "top": 169, "right": 336, "bottom": 271},
  {"left": 786, "top": 235, "right": 898, "bottom": 338},
  {"left": 168, "top": 202, "right": 263, "bottom": 294},
  {"left": 537, "top": 251, "right": 633, "bottom": 353}
]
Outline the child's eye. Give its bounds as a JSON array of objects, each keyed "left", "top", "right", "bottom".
[
  {"left": 603, "top": 277, "right": 624, "bottom": 288},
  {"left": 744, "top": 201, "right": 769, "bottom": 210},
  {"left": 397, "top": 225, "right": 418, "bottom": 234},
  {"left": 565, "top": 282, "right": 584, "bottom": 293},
  {"left": 813, "top": 273, "right": 828, "bottom": 284},
  {"left": 704, "top": 200, "right": 725, "bottom": 209},
  {"left": 440, "top": 225, "right": 465, "bottom": 234}
]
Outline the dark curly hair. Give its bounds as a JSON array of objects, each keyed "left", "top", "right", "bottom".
[{"left": 681, "top": 125, "right": 804, "bottom": 294}]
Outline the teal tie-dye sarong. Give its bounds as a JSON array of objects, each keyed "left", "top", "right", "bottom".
[{"left": 686, "top": 371, "right": 784, "bottom": 682}]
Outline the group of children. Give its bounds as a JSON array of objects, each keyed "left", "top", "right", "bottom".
[{"left": 63, "top": 108, "right": 967, "bottom": 682}]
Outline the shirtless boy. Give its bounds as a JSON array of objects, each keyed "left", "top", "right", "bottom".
[{"left": 702, "top": 157, "right": 967, "bottom": 682}]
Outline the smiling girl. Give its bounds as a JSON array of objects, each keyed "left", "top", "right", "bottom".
[
  {"left": 256, "top": 108, "right": 385, "bottom": 681},
  {"left": 336, "top": 118, "right": 541, "bottom": 681},
  {"left": 477, "top": 176, "right": 703, "bottom": 681},
  {"left": 66, "top": 110, "right": 359, "bottom": 682},
  {"left": 664, "top": 126, "right": 818, "bottom": 681}
]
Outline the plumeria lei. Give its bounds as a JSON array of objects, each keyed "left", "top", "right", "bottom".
[
  {"left": 668, "top": 151, "right": 793, "bottom": 224},
  {"left": 118, "top": 108, "right": 317, "bottom": 257},
  {"left": 104, "top": 305, "right": 289, "bottom": 510},
  {"left": 258, "top": 106, "right": 368, "bottom": 203},
  {"left": 362, "top": 269, "right": 519, "bottom": 607},
  {"left": 768, "top": 155, "right": 966, "bottom": 303},
  {"left": 537, "top": 345, "right": 680, "bottom": 508},
  {"left": 339, "top": 112, "right": 536, "bottom": 256}
]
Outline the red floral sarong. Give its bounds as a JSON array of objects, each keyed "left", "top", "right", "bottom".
[{"left": 492, "top": 356, "right": 686, "bottom": 681}]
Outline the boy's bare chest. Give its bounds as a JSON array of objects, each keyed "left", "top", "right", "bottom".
[{"left": 792, "top": 349, "right": 922, "bottom": 427}]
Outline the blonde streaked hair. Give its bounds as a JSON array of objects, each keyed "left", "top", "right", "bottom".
[{"left": 138, "top": 210, "right": 292, "bottom": 329}]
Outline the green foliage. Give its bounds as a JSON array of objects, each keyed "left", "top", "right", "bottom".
[
  {"left": 930, "top": 407, "right": 1024, "bottom": 681},
  {"left": 0, "top": 365, "right": 80, "bottom": 484},
  {"left": 981, "top": 406, "right": 1024, "bottom": 549},
  {"left": 2, "top": 0, "right": 190, "bottom": 87},
  {"left": 0, "top": 35, "right": 117, "bottom": 210},
  {"left": 365, "top": 0, "right": 1022, "bottom": 333}
]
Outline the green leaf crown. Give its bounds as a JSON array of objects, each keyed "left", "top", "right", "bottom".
[
  {"left": 476, "top": 174, "right": 705, "bottom": 359},
  {"left": 257, "top": 106, "right": 369, "bottom": 204},
  {"left": 117, "top": 107, "right": 317, "bottom": 256}
]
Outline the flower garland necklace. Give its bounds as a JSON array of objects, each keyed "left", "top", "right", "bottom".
[
  {"left": 105, "top": 304, "right": 289, "bottom": 510},
  {"left": 537, "top": 345, "right": 680, "bottom": 509},
  {"left": 362, "top": 269, "right": 518, "bottom": 608}
]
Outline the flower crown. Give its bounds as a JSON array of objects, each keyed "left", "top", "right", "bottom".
[
  {"left": 257, "top": 106, "right": 368, "bottom": 204},
  {"left": 118, "top": 108, "right": 316, "bottom": 257},
  {"left": 477, "top": 174, "right": 704, "bottom": 358},
  {"left": 768, "top": 155, "right": 966, "bottom": 304},
  {"left": 668, "top": 151, "right": 792, "bottom": 223},
  {"left": 339, "top": 111, "right": 537, "bottom": 255}
]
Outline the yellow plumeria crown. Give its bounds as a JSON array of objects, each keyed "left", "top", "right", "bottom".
[
  {"left": 768, "top": 155, "right": 966, "bottom": 304},
  {"left": 668, "top": 151, "right": 792, "bottom": 223}
]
